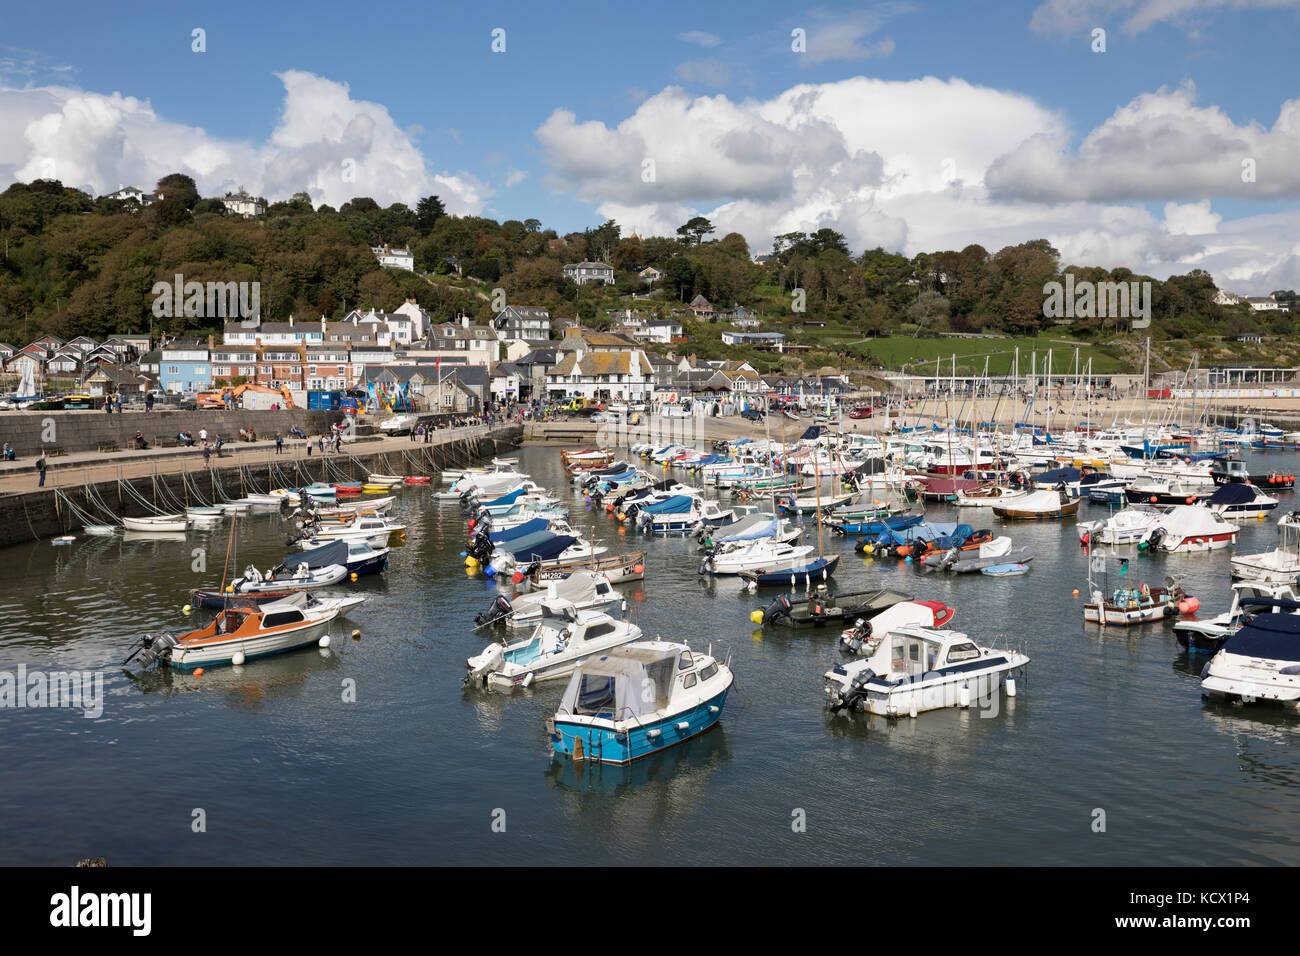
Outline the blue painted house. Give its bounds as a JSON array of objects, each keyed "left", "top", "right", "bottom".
[{"left": 159, "top": 339, "right": 212, "bottom": 393}]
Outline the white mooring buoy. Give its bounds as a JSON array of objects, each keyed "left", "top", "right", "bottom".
[
  {"left": 231, "top": 650, "right": 246, "bottom": 666},
  {"left": 959, "top": 684, "right": 971, "bottom": 708},
  {"left": 1006, "top": 677, "right": 1017, "bottom": 698},
  {"left": 319, "top": 635, "right": 331, "bottom": 648}
]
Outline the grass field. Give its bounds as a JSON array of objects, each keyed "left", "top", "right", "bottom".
[{"left": 862, "top": 334, "right": 1125, "bottom": 375}]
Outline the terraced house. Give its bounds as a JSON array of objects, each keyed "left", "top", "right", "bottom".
[{"left": 545, "top": 349, "right": 656, "bottom": 402}]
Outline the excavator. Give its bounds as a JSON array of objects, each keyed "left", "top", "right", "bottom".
[{"left": 197, "top": 383, "right": 295, "bottom": 410}]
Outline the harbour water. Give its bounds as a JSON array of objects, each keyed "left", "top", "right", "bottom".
[{"left": 3, "top": 446, "right": 1300, "bottom": 865}]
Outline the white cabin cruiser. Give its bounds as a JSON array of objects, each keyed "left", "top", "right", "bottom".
[
  {"left": 1076, "top": 505, "right": 1163, "bottom": 545},
  {"left": 701, "top": 539, "right": 815, "bottom": 576},
  {"left": 824, "top": 625, "right": 1029, "bottom": 716},
  {"left": 1143, "top": 505, "right": 1239, "bottom": 553},
  {"left": 1201, "top": 605, "right": 1300, "bottom": 707},
  {"left": 1231, "top": 512, "right": 1300, "bottom": 583},
  {"left": 465, "top": 605, "right": 642, "bottom": 689}
]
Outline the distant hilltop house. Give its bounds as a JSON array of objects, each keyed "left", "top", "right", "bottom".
[
  {"left": 638, "top": 266, "right": 663, "bottom": 283},
  {"left": 221, "top": 189, "right": 267, "bottom": 218},
  {"left": 563, "top": 261, "right": 615, "bottom": 285},
  {"left": 1237, "top": 333, "right": 1264, "bottom": 344},
  {"left": 1245, "top": 295, "right": 1284, "bottom": 312},
  {"left": 372, "top": 244, "right": 414, "bottom": 271},
  {"left": 1213, "top": 290, "right": 1243, "bottom": 306},
  {"left": 104, "top": 184, "right": 159, "bottom": 207}
]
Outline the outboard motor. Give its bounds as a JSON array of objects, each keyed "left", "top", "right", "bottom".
[
  {"left": 474, "top": 595, "right": 514, "bottom": 628},
  {"left": 698, "top": 550, "right": 716, "bottom": 575},
  {"left": 759, "top": 594, "right": 791, "bottom": 624},
  {"left": 125, "top": 631, "right": 179, "bottom": 671},
  {"left": 829, "top": 667, "right": 875, "bottom": 713},
  {"left": 840, "top": 619, "right": 873, "bottom": 654}
]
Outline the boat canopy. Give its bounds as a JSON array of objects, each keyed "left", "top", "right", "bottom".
[
  {"left": 1032, "top": 466, "right": 1081, "bottom": 485},
  {"left": 558, "top": 647, "right": 679, "bottom": 719},
  {"left": 488, "top": 517, "right": 549, "bottom": 542},
  {"left": 496, "top": 529, "right": 556, "bottom": 554},
  {"left": 1220, "top": 611, "right": 1300, "bottom": 662},
  {"left": 508, "top": 534, "right": 578, "bottom": 561},
  {"left": 719, "top": 516, "right": 779, "bottom": 542},
  {"left": 480, "top": 487, "right": 525, "bottom": 507},
  {"left": 640, "top": 494, "right": 695, "bottom": 515},
  {"left": 1208, "top": 482, "right": 1261, "bottom": 505},
  {"left": 289, "top": 539, "right": 348, "bottom": 569},
  {"left": 876, "top": 521, "right": 968, "bottom": 546}
]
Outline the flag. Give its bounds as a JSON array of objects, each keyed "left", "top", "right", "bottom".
[{"left": 1119, "top": 558, "right": 1129, "bottom": 576}]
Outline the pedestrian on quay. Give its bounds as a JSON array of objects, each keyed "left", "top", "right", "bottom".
[
  {"left": 103, "top": 397, "right": 112, "bottom": 415},
  {"left": 145, "top": 392, "right": 154, "bottom": 412},
  {"left": 306, "top": 437, "right": 312, "bottom": 457},
  {"left": 36, "top": 453, "right": 47, "bottom": 487},
  {"left": 202, "top": 442, "right": 211, "bottom": 465},
  {"left": 275, "top": 432, "right": 284, "bottom": 454},
  {"left": 199, "top": 427, "right": 208, "bottom": 443},
  {"left": 114, "top": 396, "right": 122, "bottom": 414}
]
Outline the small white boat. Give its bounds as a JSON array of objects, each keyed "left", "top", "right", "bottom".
[
  {"left": 366, "top": 474, "right": 405, "bottom": 487},
  {"left": 824, "top": 625, "right": 1029, "bottom": 716},
  {"left": 1231, "top": 511, "right": 1300, "bottom": 583},
  {"left": 1076, "top": 505, "right": 1163, "bottom": 545},
  {"left": 379, "top": 414, "right": 418, "bottom": 435},
  {"left": 299, "top": 516, "right": 405, "bottom": 549},
  {"left": 231, "top": 562, "right": 350, "bottom": 593},
  {"left": 702, "top": 540, "right": 816, "bottom": 575},
  {"left": 473, "top": 572, "right": 625, "bottom": 629},
  {"left": 83, "top": 524, "right": 118, "bottom": 536},
  {"left": 466, "top": 605, "right": 642, "bottom": 689},
  {"left": 123, "top": 514, "right": 187, "bottom": 533}
]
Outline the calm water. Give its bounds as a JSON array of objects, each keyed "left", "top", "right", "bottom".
[{"left": 3, "top": 448, "right": 1300, "bottom": 866}]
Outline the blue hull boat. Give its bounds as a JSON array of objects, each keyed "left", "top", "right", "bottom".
[
  {"left": 981, "top": 563, "right": 1030, "bottom": 576},
  {"left": 549, "top": 641, "right": 734, "bottom": 765},
  {"left": 829, "top": 513, "right": 924, "bottom": 536},
  {"left": 739, "top": 555, "right": 840, "bottom": 587}
]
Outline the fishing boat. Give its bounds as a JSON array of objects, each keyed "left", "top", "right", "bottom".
[
  {"left": 547, "top": 641, "right": 734, "bottom": 764},
  {"left": 1231, "top": 511, "right": 1300, "bottom": 583},
  {"left": 992, "top": 487, "right": 1079, "bottom": 520},
  {"left": 837, "top": 599, "right": 957, "bottom": 655},
  {"left": 823, "top": 625, "right": 1028, "bottom": 716},
  {"left": 524, "top": 550, "right": 647, "bottom": 586},
  {"left": 122, "top": 514, "right": 187, "bottom": 532},
  {"left": 738, "top": 555, "right": 840, "bottom": 588},
  {"left": 465, "top": 605, "right": 642, "bottom": 689},
  {"left": 1210, "top": 456, "right": 1295, "bottom": 490},
  {"left": 1124, "top": 477, "right": 1211, "bottom": 507},
  {"left": 1174, "top": 582, "right": 1300, "bottom": 654},
  {"left": 826, "top": 512, "right": 924, "bottom": 536},
  {"left": 124, "top": 597, "right": 338, "bottom": 670},
  {"left": 473, "top": 572, "right": 624, "bottom": 629},
  {"left": 1084, "top": 576, "right": 1192, "bottom": 626},
  {"left": 754, "top": 585, "right": 912, "bottom": 627},
  {"left": 1142, "top": 505, "right": 1238, "bottom": 553},
  {"left": 1201, "top": 605, "right": 1300, "bottom": 707}
]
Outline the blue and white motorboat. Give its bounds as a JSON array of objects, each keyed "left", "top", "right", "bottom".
[
  {"left": 1201, "top": 603, "right": 1300, "bottom": 707},
  {"left": 548, "top": 641, "right": 734, "bottom": 764}
]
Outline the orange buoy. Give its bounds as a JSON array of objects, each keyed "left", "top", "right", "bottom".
[
  {"left": 1150, "top": 496, "right": 1158, "bottom": 503},
  {"left": 1072, "top": 589, "right": 1079, "bottom": 596},
  {"left": 633, "top": 563, "right": 644, "bottom": 574},
  {"left": 194, "top": 668, "right": 204, "bottom": 678}
]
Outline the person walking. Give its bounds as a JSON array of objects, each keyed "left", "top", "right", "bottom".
[
  {"left": 202, "top": 442, "right": 211, "bottom": 465},
  {"left": 104, "top": 397, "right": 112, "bottom": 415},
  {"left": 145, "top": 391, "right": 153, "bottom": 412},
  {"left": 36, "top": 452, "right": 47, "bottom": 487},
  {"left": 114, "top": 395, "right": 122, "bottom": 414},
  {"left": 275, "top": 432, "right": 284, "bottom": 454},
  {"left": 199, "top": 427, "right": 208, "bottom": 444}
]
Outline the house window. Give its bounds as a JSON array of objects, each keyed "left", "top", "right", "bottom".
[
  {"left": 443, "top": 393, "right": 453, "bottom": 406},
  {"left": 167, "top": 365, "right": 180, "bottom": 374}
]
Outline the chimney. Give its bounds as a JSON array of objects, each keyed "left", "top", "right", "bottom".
[
  {"left": 207, "top": 334, "right": 214, "bottom": 348},
  {"left": 462, "top": 314, "right": 469, "bottom": 329},
  {"left": 321, "top": 316, "right": 327, "bottom": 335},
  {"left": 288, "top": 314, "right": 294, "bottom": 327}
]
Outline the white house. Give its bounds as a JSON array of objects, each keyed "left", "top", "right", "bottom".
[
  {"left": 563, "top": 261, "right": 615, "bottom": 285},
  {"left": 1213, "top": 290, "right": 1243, "bottom": 306},
  {"left": 545, "top": 349, "right": 656, "bottom": 401},
  {"left": 1246, "top": 295, "right": 1280, "bottom": 311},
  {"left": 371, "top": 245, "right": 415, "bottom": 271},
  {"left": 633, "top": 320, "right": 683, "bottom": 345},
  {"left": 104, "top": 184, "right": 159, "bottom": 206},
  {"left": 221, "top": 190, "right": 267, "bottom": 217}
]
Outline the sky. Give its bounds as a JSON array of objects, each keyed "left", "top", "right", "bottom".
[{"left": 2, "top": 0, "right": 1299, "bottom": 292}]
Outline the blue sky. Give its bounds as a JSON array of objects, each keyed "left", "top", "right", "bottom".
[{"left": 2, "top": 0, "right": 1299, "bottom": 288}]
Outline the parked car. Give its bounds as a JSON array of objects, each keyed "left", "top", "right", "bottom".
[
  {"left": 849, "top": 405, "right": 872, "bottom": 420},
  {"left": 741, "top": 407, "right": 765, "bottom": 422}
]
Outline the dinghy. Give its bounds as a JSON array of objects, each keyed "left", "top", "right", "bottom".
[
  {"left": 992, "top": 488, "right": 1079, "bottom": 520},
  {"left": 755, "top": 585, "right": 912, "bottom": 627},
  {"left": 122, "top": 514, "right": 187, "bottom": 532}
]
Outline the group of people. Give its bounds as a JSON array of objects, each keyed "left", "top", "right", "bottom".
[
  {"left": 237, "top": 427, "right": 258, "bottom": 442},
  {"left": 102, "top": 395, "right": 123, "bottom": 414}
]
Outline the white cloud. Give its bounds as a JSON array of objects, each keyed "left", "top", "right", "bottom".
[
  {"left": 800, "top": 7, "right": 907, "bottom": 64},
  {"left": 986, "top": 82, "right": 1300, "bottom": 201},
  {"left": 536, "top": 75, "right": 1300, "bottom": 292},
  {"left": 0, "top": 70, "right": 488, "bottom": 213},
  {"left": 1163, "top": 199, "right": 1221, "bottom": 235},
  {"left": 1030, "top": 0, "right": 1300, "bottom": 36},
  {"left": 505, "top": 168, "right": 527, "bottom": 187},
  {"left": 678, "top": 31, "right": 723, "bottom": 48}
]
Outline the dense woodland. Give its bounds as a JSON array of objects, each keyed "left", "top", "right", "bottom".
[{"left": 0, "top": 175, "right": 1290, "bottom": 371}]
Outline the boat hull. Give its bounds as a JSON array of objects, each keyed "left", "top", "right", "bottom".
[
  {"left": 550, "top": 684, "right": 731, "bottom": 764},
  {"left": 169, "top": 617, "right": 332, "bottom": 668}
]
